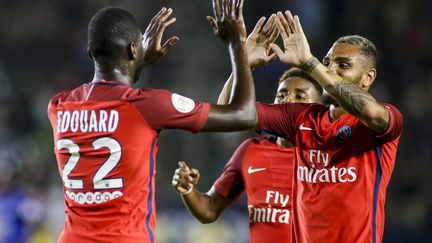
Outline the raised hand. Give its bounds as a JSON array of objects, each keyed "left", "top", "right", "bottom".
[
  {"left": 245, "top": 14, "right": 279, "bottom": 68},
  {"left": 172, "top": 161, "right": 200, "bottom": 195},
  {"left": 270, "top": 11, "right": 313, "bottom": 66},
  {"left": 207, "top": 0, "right": 247, "bottom": 45},
  {"left": 142, "top": 7, "right": 179, "bottom": 65}
]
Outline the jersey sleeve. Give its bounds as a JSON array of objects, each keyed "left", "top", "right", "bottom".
[
  {"left": 256, "top": 102, "right": 307, "bottom": 140},
  {"left": 373, "top": 103, "right": 403, "bottom": 142},
  {"left": 213, "top": 139, "right": 253, "bottom": 200},
  {"left": 129, "top": 89, "right": 211, "bottom": 133}
]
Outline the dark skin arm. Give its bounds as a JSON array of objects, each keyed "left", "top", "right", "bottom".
[
  {"left": 172, "top": 161, "right": 233, "bottom": 223},
  {"left": 218, "top": 14, "right": 279, "bottom": 105},
  {"left": 143, "top": 1, "right": 255, "bottom": 132},
  {"left": 201, "top": 0, "right": 256, "bottom": 132}
]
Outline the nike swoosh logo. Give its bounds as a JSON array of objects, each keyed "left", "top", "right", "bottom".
[
  {"left": 247, "top": 166, "right": 266, "bottom": 174},
  {"left": 299, "top": 123, "right": 314, "bottom": 131}
]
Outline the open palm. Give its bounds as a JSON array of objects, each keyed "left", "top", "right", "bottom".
[
  {"left": 207, "top": 0, "right": 247, "bottom": 44},
  {"left": 270, "top": 11, "right": 312, "bottom": 66},
  {"left": 245, "top": 14, "right": 279, "bottom": 68},
  {"left": 142, "top": 8, "right": 179, "bottom": 65}
]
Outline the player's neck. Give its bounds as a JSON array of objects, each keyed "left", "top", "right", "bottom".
[
  {"left": 92, "top": 68, "right": 134, "bottom": 86},
  {"left": 329, "top": 104, "right": 348, "bottom": 121}
]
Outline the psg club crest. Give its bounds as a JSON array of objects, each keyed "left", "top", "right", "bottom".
[{"left": 336, "top": 124, "right": 351, "bottom": 143}]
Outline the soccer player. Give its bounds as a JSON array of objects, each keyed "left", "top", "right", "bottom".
[
  {"left": 256, "top": 11, "right": 403, "bottom": 243},
  {"left": 172, "top": 66, "right": 322, "bottom": 243},
  {"left": 47, "top": 0, "right": 258, "bottom": 242},
  {"left": 171, "top": 17, "right": 322, "bottom": 243}
]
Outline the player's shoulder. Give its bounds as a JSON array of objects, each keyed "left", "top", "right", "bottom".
[
  {"left": 48, "top": 89, "right": 73, "bottom": 107},
  {"left": 296, "top": 103, "right": 329, "bottom": 122},
  {"left": 230, "top": 137, "right": 261, "bottom": 157},
  {"left": 121, "top": 87, "right": 173, "bottom": 99},
  {"left": 303, "top": 103, "right": 328, "bottom": 113},
  {"left": 240, "top": 135, "right": 279, "bottom": 149},
  {"left": 50, "top": 83, "right": 95, "bottom": 103},
  {"left": 278, "top": 102, "right": 327, "bottom": 117},
  {"left": 253, "top": 135, "right": 295, "bottom": 151},
  {"left": 128, "top": 88, "right": 198, "bottom": 104},
  {"left": 241, "top": 136, "right": 264, "bottom": 146}
]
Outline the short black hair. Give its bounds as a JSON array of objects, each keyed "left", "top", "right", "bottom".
[
  {"left": 88, "top": 7, "right": 140, "bottom": 61},
  {"left": 279, "top": 67, "right": 323, "bottom": 95},
  {"left": 335, "top": 35, "right": 377, "bottom": 68}
]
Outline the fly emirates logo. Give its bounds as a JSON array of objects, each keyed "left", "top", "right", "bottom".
[
  {"left": 248, "top": 191, "right": 290, "bottom": 224},
  {"left": 297, "top": 149, "right": 357, "bottom": 183}
]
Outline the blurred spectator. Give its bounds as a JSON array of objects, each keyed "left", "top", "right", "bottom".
[{"left": 0, "top": 151, "right": 44, "bottom": 243}]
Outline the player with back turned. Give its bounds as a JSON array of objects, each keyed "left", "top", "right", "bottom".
[
  {"left": 47, "top": 0, "right": 256, "bottom": 242},
  {"left": 255, "top": 11, "right": 403, "bottom": 243}
]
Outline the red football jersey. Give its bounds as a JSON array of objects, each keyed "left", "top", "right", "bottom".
[
  {"left": 257, "top": 103, "right": 403, "bottom": 243},
  {"left": 47, "top": 80, "right": 210, "bottom": 243},
  {"left": 214, "top": 136, "right": 294, "bottom": 243}
]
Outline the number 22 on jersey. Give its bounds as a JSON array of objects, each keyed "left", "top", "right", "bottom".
[{"left": 57, "top": 137, "right": 123, "bottom": 190}]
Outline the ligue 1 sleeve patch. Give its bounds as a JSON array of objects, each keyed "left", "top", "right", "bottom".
[{"left": 171, "top": 93, "right": 196, "bottom": 113}]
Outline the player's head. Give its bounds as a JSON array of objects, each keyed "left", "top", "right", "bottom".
[
  {"left": 274, "top": 67, "right": 322, "bottom": 104},
  {"left": 323, "top": 35, "right": 377, "bottom": 91},
  {"left": 88, "top": 7, "right": 144, "bottom": 82}
]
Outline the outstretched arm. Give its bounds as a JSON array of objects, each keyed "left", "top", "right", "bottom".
[
  {"left": 271, "top": 11, "right": 389, "bottom": 133},
  {"left": 201, "top": 0, "right": 255, "bottom": 132},
  {"left": 141, "top": 1, "right": 255, "bottom": 132},
  {"left": 172, "top": 161, "right": 233, "bottom": 223},
  {"left": 218, "top": 14, "right": 279, "bottom": 105}
]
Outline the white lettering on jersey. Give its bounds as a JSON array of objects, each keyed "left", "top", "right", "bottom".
[
  {"left": 66, "top": 190, "right": 123, "bottom": 205},
  {"left": 248, "top": 205, "right": 290, "bottom": 224},
  {"left": 57, "top": 110, "right": 119, "bottom": 134},
  {"left": 308, "top": 149, "right": 330, "bottom": 167},
  {"left": 171, "top": 93, "right": 195, "bottom": 113},
  {"left": 297, "top": 165, "right": 357, "bottom": 183},
  {"left": 248, "top": 190, "right": 290, "bottom": 224},
  {"left": 57, "top": 111, "right": 63, "bottom": 133},
  {"left": 265, "top": 190, "right": 290, "bottom": 207}
]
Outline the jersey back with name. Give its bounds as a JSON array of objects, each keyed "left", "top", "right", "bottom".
[{"left": 48, "top": 81, "right": 210, "bottom": 243}]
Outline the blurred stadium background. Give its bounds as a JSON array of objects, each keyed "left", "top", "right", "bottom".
[{"left": 0, "top": 0, "right": 431, "bottom": 242}]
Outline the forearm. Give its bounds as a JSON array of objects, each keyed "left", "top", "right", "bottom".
[
  {"left": 202, "top": 42, "right": 256, "bottom": 132},
  {"left": 227, "top": 42, "right": 256, "bottom": 114},
  {"left": 308, "top": 61, "right": 389, "bottom": 132},
  {"left": 180, "top": 189, "right": 221, "bottom": 224}
]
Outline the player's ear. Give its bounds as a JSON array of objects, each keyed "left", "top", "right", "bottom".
[
  {"left": 362, "top": 68, "right": 376, "bottom": 90},
  {"left": 127, "top": 41, "right": 139, "bottom": 60}
]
